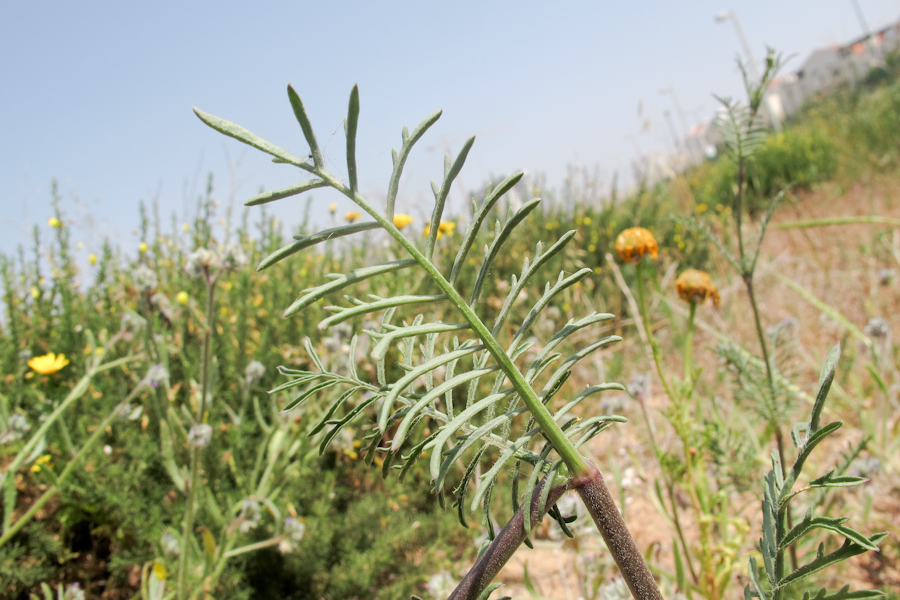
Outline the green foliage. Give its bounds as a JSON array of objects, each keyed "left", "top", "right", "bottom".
[
  {"left": 194, "top": 83, "right": 628, "bottom": 533},
  {"left": 744, "top": 345, "right": 886, "bottom": 600}
]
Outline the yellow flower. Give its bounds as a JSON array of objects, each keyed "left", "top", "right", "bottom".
[
  {"left": 696, "top": 203, "right": 708, "bottom": 213},
  {"left": 31, "top": 455, "right": 53, "bottom": 473},
  {"left": 393, "top": 214, "right": 414, "bottom": 230},
  {"left": 329, "top": 202, "right": 337, "bottom": 214},
  {"left": 28, "top": 352, "right": 70, "bottom": 375},
  {"left": 615, "top": 227, "right": 658, "bottom": 264},
  {"left": 88, "top": 254, "right": 97, "bottom": 265},
  {"left": 583, "top": 216, "right": 592, "bottom": 225},
  {"left": 176, "top": 291, "right": 189, "bottom": 305},
  {"left": 48, "top": 217, "right": 61, "bottom": 228},
  {"left": 182, "top": 223, "right": 190, "bottom": 232},
  {"left": 152, "top": 562, "right": 168, "bottom": 581},
  {"left": 76, "top": 242, "right": 84, "bottom": 250},
  {"left": 423, "top": 221, "right": 456, "bottom": 239},
  {"left": 139, "top": 242, "right": 148, "bottom": 253},
  {"left": 30, "top": 286, "right": 40, "bottom": 299},
  {"left": 345, "top": 211, "right": 361, "bottom": 223},
  {"left": 675, "top": 269, "right": 720, "bottom": 307}
]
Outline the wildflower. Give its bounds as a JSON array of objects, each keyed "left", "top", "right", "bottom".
[
  {"left": 345, "top": 211, "right": 361, "bottom": 223},
  {"left": 239, "top": 498, "right": 261, "bottom": 533},
  {"left": 615, "top": 227, "right": 658, "bottom": 263},
  {"left": 48, "top": 217, "right": 61, "bottom": 228},
  {"left": 598, "top": 577, "right": 631, "bottom": 600},
  {"left": 28, "top": 352, "right": 69, "bottom": 375},
  {"left": 393, "top": 213, "right": 414, "bottom": 229},
  {"left": 284, "top": 517, "right": 306, "bottom": 541},
  {"left": 30, "top": 286, "right": 40, "bottom": 299},
  {"left": 151, "top": 293, "right": 173, "bottom": 322},
  {"left": 185, "top": 248, "right": 219, "bottom": 277},
  {"left": 182, "top": 223, "right": 190, "bottom": 232},
  {"left": 176, "top": 291, "right": 189, "bottom": 305},
  {"left": 30, "top": 454, "right": 53, "bottom": 473},
  {"left": 675, "top": 269, "right": 720, "bottom": 307},
  {"left": 139, "top": 242, "right": 148, "bottom": 253},
  {"left": 103, "top": 445, "right": 112, "bottom": 455},
  {"left": 245, "top": 360, "right": 266, "bottom": 386},
  {"left": 864, "top": 317, "right": 889, "bottom": 340},
  {"left": 134, "top": 265, "right": 158, "bottom": 291},
  {"left": 221, "top": 243, "right": 249, "bottom": 271},
  {"left": 0, "top": 414, "right": 31, "bottom": 444},
  {"left": 187, "top": 424, "right": 213, "bottom": 448},
  {"left": 152, "top": 562, "right": 168, "bottom": 580},
  {"left": 161, "top": 532, "right": 180, "bottom": 556},
  {"left": 141, "top": 364, "right": 169, "bottom": 389},
  {"left": 120, "top": 311, "right": 145, "bottom": 334},
  {"left": 423, "top": 221, "right": 456, "bottom": 239},
  {"left": 88, "top": 253, "right": 97, "bottom": 265},
  {"left": 64, "top": 583, "right": 85, "bottom": 600},
  {"left": 425, "top": 572, "right": 456, "bottom": 600},
  {"left": 329, "top": 202, "right": 337, "bottom": 214}
]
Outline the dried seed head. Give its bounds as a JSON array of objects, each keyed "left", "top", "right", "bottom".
[
  {"left": 675, "top": 269, "right": 721, "bottom": 307},
  {"left": 615, "top": 227, "right": 658, "bottom": 264}
]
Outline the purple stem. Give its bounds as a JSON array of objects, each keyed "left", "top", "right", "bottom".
[
  {"left": 575, "top": 463, "right": 664, "bottom": 600},
  {"left": 447, "top": 477, "right": 568, "bottom": 600}
]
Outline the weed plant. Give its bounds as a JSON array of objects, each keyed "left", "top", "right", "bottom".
[{"left": 1, "top": 48, "right": 898, "bottom": 600}]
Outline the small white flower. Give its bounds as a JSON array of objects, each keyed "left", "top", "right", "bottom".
[
  {"left": 188, "top": 424, "right": 213, "bottom": 448},
  {"left": 151, "top": 293, "right": 174, "bottom": 322},
  {"left": 103, "top": 445, "right": 112, "bottom": 455},
  {"left": 161, "top": 532, "right": 180, "bottom": 556},
  {"left": 120, "top": 312, "right": 145, "bottom": 334},
  {"left": 0, "top": 414, "right": 31, "bottom": 444},
  {"left": 221, "top": 243, "right": 249, "bottom": 271},
  {"left": 598, "top": 577, "right": 630, "bottom": 600},
  {"left": 134, "top": 265, "right": 158, "bottom": 291},
  {"left": 64, "top": 583, "right": 86, "bottom": 600},
  {"left": 425, "top": 571, "right": 456, "bottom": 600},
  {"left": 239, "top": 498, "right": 261, "bottom": 533},
  {"left": 244, "top": 360, "right": 266, "bottom": 386},
  {"left": 142, "top": 364, "right": 169, "bottom": 389},
  {"left": 284, "top": 517, "right": 306, "bottom": 544},
  {"left": 185, "top": 248, "right": 219, "bottom": 277}
]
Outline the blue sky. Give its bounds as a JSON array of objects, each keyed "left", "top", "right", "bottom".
[{"left": 2, "top": 2, "right": 898, "bottom": 257}]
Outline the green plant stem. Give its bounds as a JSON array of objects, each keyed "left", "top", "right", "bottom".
[
  {"left": 772, "top": 215, "right": 900, "bottom": 229},
  {"left": 0, "top": 385, "right": 141, "bottom": 547},
  {"left": 223, "top": 536, "right": 282, "bottom": 559},
  {"left": 634, "top": 260, "right": 676, "bottom": 403},
  {"left": 176, "top": 274, "right": 218, "bottom": 600},
  {"left": 635, "top": 396, "right": 698, "bottom": 585},
  {"left": 684, "top": 302, "right": 697, "bottom": 383},
  {"left": 733, "top": 156, "right": 798, "bottom": 574}
]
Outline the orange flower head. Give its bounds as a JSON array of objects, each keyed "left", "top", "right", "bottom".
[
  {"left": 28, "top": 352, "right": 70, "bottom": 375},
  {"left": 675, "top": 269, "right": 720, "bottom": 307},
  {"left": 615, "top": 227, "right": 658, "bottom": 264},
  {"left": 345, "top": 211, "right": 361, "bottom": 223}
]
